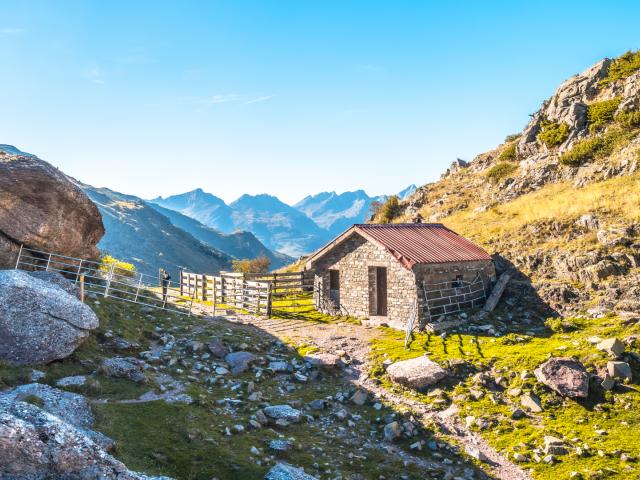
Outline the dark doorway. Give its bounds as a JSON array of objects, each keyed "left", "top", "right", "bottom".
[
  {"left": 329, "top": 269, "right": 340, "bottom": 306},
  {"left": 375, "top": 267, "right": 387, "bottom": 316}
]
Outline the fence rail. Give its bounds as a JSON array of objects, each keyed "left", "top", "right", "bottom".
[
  {"left": 179, "top": 270, "right": 314, "bottom": 316},
  {"left": 15, "top": 246, "right": 196, "bottom": 315}
]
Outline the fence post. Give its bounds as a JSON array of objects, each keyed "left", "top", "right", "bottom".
[
  {"left": 133, "top": 273, "right": 143, "bottom": 302},
  {"left": 212, "top": 279, "right": 217, "bottom": 316},
  {"left": 14, "top": 244, "right": 23, "bottom": 269},
  {"left": 180, "top": 271, "right": 184, "bottom": 296},
  {"left": 74, "top": 259, "right": 83, "bottom": 284},
  {"left": 201, "top": 275, "right": 207, "bottom": 301},
  {"left": 45, "top": 253, "right": 52, "bottom": 271},
  {"left": 256, "top": 283, "right": 261, "bottom": 315},
  {"left": 266, "top": 283, "right": 272, "bottom": 318},
  {"left": 104, "top": 262, "right": 115, "bottom": 297},
  {"left": 79, "top": 274, "right": 85, "bottom": 302}
]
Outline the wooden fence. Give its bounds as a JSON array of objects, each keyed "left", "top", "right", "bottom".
[{"left": 180, "top": 270, "right": 314, "bottom": 317}]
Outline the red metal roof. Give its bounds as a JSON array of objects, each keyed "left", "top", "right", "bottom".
[{"left": 354, "top": 223, "right": 492, "bottom": 269}]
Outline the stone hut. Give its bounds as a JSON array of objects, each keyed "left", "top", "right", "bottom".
[{"left": 305, "top": 223, "right": 495, "bottom": 330}]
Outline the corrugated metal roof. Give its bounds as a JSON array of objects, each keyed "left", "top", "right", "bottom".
[{"left": 354, "top": 223, "right": 491, "bottom": 269}]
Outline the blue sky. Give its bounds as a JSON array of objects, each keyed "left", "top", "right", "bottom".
[{"left": 1, "top": 1, "right": 639, "bottom": 204}]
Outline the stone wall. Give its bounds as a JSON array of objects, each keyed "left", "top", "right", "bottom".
[{"left": 312, "top": 233, "right": 417, "bottom": 330}]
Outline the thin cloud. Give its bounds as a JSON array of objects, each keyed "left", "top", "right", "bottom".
[
  {"left": 244, "top": 95, "right": 274, "bottom": 105},
  {"left": 0, "top": 27, "right": 25, "bottom": 36},
  {"left": 84, "top": 65, "right": 106, "bottom": 85}
]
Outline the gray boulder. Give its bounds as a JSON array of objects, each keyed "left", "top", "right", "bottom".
[
  {"left": 0, "top": 398, "right": 172, "bottom": 479},
  {"left": 264, "top": 463, "right": 318, "bottom": 480},
  {"left": 0, "top": 383, "right": 112, "bottom": 450},
  {"left": 225, "top": 351, "right": 256, "bottom": 375},
  {"left": 27, "top": 270, "right": 81, "bottom": 298},
  {"left": 100, "top": 357, "right": 147, "bottom": 383},
  {"left": 386, "top": 356, "right": 448, "bottom": 390},
  {"left": 0, "top": 270, "right": 99, "bottom": 365},
  {"left": 534, "top": 357, "right": 589, "bottom": 398},
  {"left": 0, "top": 148, "right": 104, "bottom": 268},
  {"left": 263, "top": 405, "right": 302, "bottom": 423},
  {"left": 607, "top": 361, "right": 632, "bottom": 381}
]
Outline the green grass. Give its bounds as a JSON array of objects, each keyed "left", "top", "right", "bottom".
[
  {"left": 497, "top": 142, "right": 517, "bottom": 162},
  {"left": 588, "top": 98, "right": 622, "bottom": 133},
  {"left": 600, "top": 50, "right": 640, "bottom": 87},
  {"left": 615, "top": 110, "right": 640, "bottom": 128},
  {"left": 538, "top": 118, "right": 569, "bottom": 148},
  {"left": 559, "top": 126, "right": 637, "bottom": 167},
  {"left": 486, "top": 162, "right": 518, "bottom": 183},
  {"left": 370, "top": 314, "right": 640, "bottom": 479}
]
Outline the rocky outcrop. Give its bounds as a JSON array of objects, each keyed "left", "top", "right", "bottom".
[
  {"left": 100, "top": 357, "right": 148, "bottom": 383},
  {"left": 0, "top": 398, "right": 173, "bottom": 480},
  {"left": 386, "top": 356, "right": 448, "bottom": 390},
  {"left": 0, "top": 149, "right": 104, "bottom": 268},
  {"left": 264, "top": 463, "right": 318, "bottom": 480},
  {"left": 534, "top": 357, "right": 589, "bottom": 398},
  {"left": 0, "top": 270, "right": 99, "bottom": 365}
]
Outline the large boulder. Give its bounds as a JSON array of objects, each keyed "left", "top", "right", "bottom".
[
  {"left": 0, "top": 148, "right": 104, "bottom": 268},
  {"left": 0, "top": 398, "right": 173, "bottom": 479},
  {"left": 534, "top": 357, "right": 589, "bottom": 398},
  {"left": 0, "top": 270, "right": 99, "bottom": 365},
  {"left": 386, "top": 356, "right": 448, "bottom": 390},
  {"left": 264, "top": 463, "right": 318, "bottom": 480}
]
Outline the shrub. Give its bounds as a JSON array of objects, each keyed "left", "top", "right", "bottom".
[
  {"left": 600, "top": 50, "right": 640, "bottom": 86},
  {"left": 559, "top": 126, "right": 636, "bottom": 167},
  {"left": 100, "top": 255, "right": 136, "bottom": 277},
  {"left": 377, "top": 196, "right": 401, "bottom": 224},
  {"left": 587, "top": 97, "right": 621, "bottom": 132},
  {"left": 537, "top": 118, "right": 569, "bottom": 148},
  {"left": 497, "top": 142, "right": 517, "bottom": 162},
  {"left": 615, "top": 110, "right": 640, "bottom": 128},
  {"left": 486, "top": 162, "right": 518, "bottom": 183},
  {"left": 231, "top": 255, "right": 270, "bottom": 273},
  {"left": 504, "top": 133, "right": 521, "bottom": 143},
  {"left": 545, "top": 317, "right": 584, "bottom": 333}
]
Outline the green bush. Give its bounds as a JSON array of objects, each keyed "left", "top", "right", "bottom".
[
  {"left": 231, "top": 255, "right": 270, "bottom": 273},
  {"left": 559, "top": 126, "right": 636, "bottom": 167},
  {"left": 377, "top": 196, "right": 401, "bottom": 224},
  {"left": 600, "top": 50, "right": 640, "bottom": 86},
  {"left": 615, "top": 110, "right": 640, "bottom": 128},
  {"left": 486, "top": 162, "right": 518, "bottom": 183},
  {"left": 504, "top": 133, "right": 521, "bottom": 143},
  {"left": 497, "top": 142, "right": 517, "bottom": 162},
  {"left": 537, "top": 118, "right": 569, "bottom": 148},
  {"left": 587, "top": 97, "right": 621, "bottom": 132}
]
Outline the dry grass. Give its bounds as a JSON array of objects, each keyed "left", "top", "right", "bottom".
[{"left": 439, "top": 173, "right": 640, "bottom": 246}]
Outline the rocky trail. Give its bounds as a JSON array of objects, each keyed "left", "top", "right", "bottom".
[{"left": 210, "top": 310, "right": 533, "bottom": 480}]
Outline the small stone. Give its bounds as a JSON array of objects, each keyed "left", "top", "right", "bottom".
[
  {"left": 607, "top": 361, "right": 632, "bottom": 382},
  {"left": 512, "top": 452, "right": 528, "bottom": 462},
  {"left": 601, "top": 374, "right": 615, "bottom": 391},
  {"left": 383, "top": 421, "right": 402, "bottom": 441},
  {"left": 215, "top": 366, "right": 230, "bottom": 375},
  {"left": 268, "top": 361, "right": 289, "bottom": 372},
  {"left": 334, "top": 409, "right": 349, "bottom": 421},
  {"left": 542, "top": 454, "right": 555, "bottom": 464},
  {"left": 263, "top": 405, "right": 302, "bottom": 423},
  {"left": 544, "top": 436, "right": 567, "bottom": 455},
  {"left": 30, "top": 370, "right": 46, "bottom": 382},
  {"left": 465, "top": 446, "right": 488, "bottom": 463},
  {"left": 55, "top": 375, "right": 86, "bottom": 387},
  {"left": 597, "top": 338, "right": 625, "bottom": 357},
  {"left": 520, "top": 392, "right": 543, "bottom": 413},
  {"left": 350, "top": 390, "right": 368, "bottom": 406},
  {"left": 511, "top": 408, "right": 526, "bottom": 420}
]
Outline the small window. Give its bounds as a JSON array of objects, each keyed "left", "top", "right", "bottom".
[{"left": 452, "top": 275, "right": 463, "bottom": 288}]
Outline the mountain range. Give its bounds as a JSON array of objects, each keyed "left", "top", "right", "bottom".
[{"left": 151, "top": 184, "right": 416, "bottom": 256}]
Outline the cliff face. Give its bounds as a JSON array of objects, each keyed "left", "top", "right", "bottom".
[{"left": 394, "top": 53, "right": 640, "bottom": 315}]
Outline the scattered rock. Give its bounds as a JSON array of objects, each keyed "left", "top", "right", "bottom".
[
  {"left": 268, "top": 360, "right": 289, "bottom": 372},
  {"left": 544, "top": 435, "right": 568, "bottom": 455},
  {"left": 100, "top": 357, "right": 147, "bottom": 383},
  {"left": 601, "top": 374, "right": 615, "bottom": 391},
  {"left": 208, "top": 337, "right": 229, "bottom": 358},
  {"left": 0, "top": 270, "right": 99, "bottom": 365},
  {"left": 303, "top": 352, "right": 341, "bottom": 368},
  {"left": 520, "top": 392, "right": 543, "bottom": 413},
  {"left": 264, "top": 463, "right": 317, "bottom": 480},
  {"left": 56, "top": 375, "right": 87, "bottom": 387},
  {"left": 383, "top": 421, "right": 402, "bottom": 441},
  {"left": 465, "top": 446, "right": 488, "bottom": 463},
  {"left": 386, "top": 356, "right": 448, "bottom": 390},
  {"left": 350, "top": 390, "right": 368, "bottom": 406},
  {"left": 534, "top": 357, "right": 589, "bottom": 398},
  {"left": 263, "top": 405, "right": 302, "bottom": 423},
  {"left": 225, "top": 351, "right": 256, "bottom": 375},
  {"left": 607, "top": 361, "right": 632, "bottom": 381},
  {"left": 597, "top": 338, "right": 625, "bottom": 357}
]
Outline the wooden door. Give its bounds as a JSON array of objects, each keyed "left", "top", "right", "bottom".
[
  {"left": 376, "top": 267, "right": 387, "bottom": 315},
  {"left": 329, "top": 269, "right": 340, "bottom": 306}
]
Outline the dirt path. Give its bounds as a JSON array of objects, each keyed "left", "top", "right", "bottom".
[{"left": 213, "top": 312, "right": 532, "bottom": 480}]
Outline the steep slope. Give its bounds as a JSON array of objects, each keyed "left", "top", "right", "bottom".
[
  {"left": 81, "top": 184, "right": 231, "bottom": 277},
  {"left": 147, "top": 202, "right": 293, "bottom": 268},
  {"left": 391, "top": 52, "right": 640, "bottom": 316},
  {"left": 230, "top": 194, "right": 327, "bottom": 256},
  {"left": 151, "top": 189, "right": 234, "bottom": 232}
]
